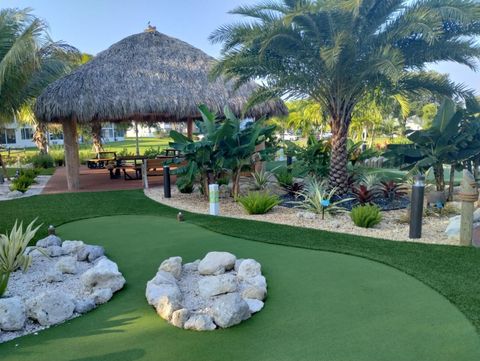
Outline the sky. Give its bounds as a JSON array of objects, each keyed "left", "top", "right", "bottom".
[{"left": 1, "top": 0, "right": 479, "bottom": 93}]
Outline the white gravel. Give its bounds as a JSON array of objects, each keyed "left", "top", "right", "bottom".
[
  {"left": 0, "top": 175, "right": 51, "bottom": 201},
  {"left": 145, "top": 186, "right": 460, "bottom": 246},
  {"left": 0, "top": 252, "right": 90, "bottom": 343}
]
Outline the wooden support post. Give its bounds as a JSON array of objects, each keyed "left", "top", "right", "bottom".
[
  {"left": 187, "top": 118, "right": 193, "bottom": 140},
  {"left": 142, "top": 161, "right": 149, "bottom": 189},
  {"left": 459, "top": 170, "right": 479, "bottom": 246},
  {"left": 62, "top": 119, "right": 80, "bottom": 191}
]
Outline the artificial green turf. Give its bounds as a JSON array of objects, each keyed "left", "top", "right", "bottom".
[
  {"left": 1, "top": 190, "right": 480, "bottom": 336},
  {"left": 1, "top": 215, "right": 479, "bottom": 361}
]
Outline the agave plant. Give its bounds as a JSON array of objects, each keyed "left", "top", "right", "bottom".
[
  {"left": 294, "top": 178, "right": 352, "bottom": 216},
  {"left": 0, "top": 220, "right": 42, "bottom": 297},
  {"left": 250, "top": 169, "right": 273, "bottom": 191}
]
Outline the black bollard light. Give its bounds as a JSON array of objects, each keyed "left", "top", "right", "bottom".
[
  {"left": 287, "top": 155, "right": 293, "bottom": 174},
  {"left": 163, "top": 165, "right": 171, "bottom": 198},
  {"left": 409, "top": 174, "right": 425, "bottom": 239}
]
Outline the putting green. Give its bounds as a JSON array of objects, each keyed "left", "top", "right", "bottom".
[{"left": 1, "top": 215, "right": 479, "bottom": 361}]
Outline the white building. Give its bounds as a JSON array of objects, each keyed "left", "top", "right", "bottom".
[
  {"left": 125, "top": 122, "right": 186, "bottom": 138},
  {"left": 0, "top": 120, "right": 125, "bottom": 148}
]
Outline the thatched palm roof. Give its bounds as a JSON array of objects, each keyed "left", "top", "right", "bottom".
[{"left": 34, "top": 31, "right": 286, "bottom": 123}]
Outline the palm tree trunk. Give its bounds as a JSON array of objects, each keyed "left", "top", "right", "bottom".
[
  {"left": 91, "top": 122, "right": 104, "bottom": 154},
  {"left": 447, "top": 164, "right": 455, "bottom": 201},
  {"left": 33, "top": 122, "right": 48, "bottom": 154},
  {"left": 328, "top": 115, "right": 350, "bottom": 194},
  {"left": 433, "top": 163, "right": 445, "bottom": 192},
  {"left": 232, "top": 168, "right": 242, "bottom": 199}
]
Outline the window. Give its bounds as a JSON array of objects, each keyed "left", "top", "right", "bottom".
[
  {"left": 49, "top": 132, "right": 63, "bottom": 140},
  {"left": 116, "top": 129, "right": 125, "bottom": 137},
  {"left": 21, "top": 128, "right": 33, "bottom": 140},
  {"left": 1, "top": 129, "right": 16, "bottom": 144}
]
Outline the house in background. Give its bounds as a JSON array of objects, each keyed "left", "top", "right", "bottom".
[{"left": 0, "top": 120, "right": 125, "bottom": 148}]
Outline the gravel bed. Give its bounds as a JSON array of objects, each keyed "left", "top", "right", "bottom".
[{"left": 145, "top": 187, "right": 459, "bottom": 246}]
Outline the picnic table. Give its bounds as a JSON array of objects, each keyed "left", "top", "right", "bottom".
[{"left": 87, "top": 151, "right": 116, "bottom": 169}]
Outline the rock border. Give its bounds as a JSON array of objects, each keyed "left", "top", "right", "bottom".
[
  {"left": 146, "top": 252, "right": 267, "bottom": 331},
  {"left": 0, "top": 235, "right": 126, "bottom": 343}
]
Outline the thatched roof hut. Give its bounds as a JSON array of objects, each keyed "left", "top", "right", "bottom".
[
  {"left": 35, "top": 30, "right": 286, "bottom": 124},
  {"left": 34, "top": 30, "right": 286, "bottom": 190}
]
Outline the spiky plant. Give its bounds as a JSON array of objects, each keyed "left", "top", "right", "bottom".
[
  {"left": 380, "top": 180, "right": 408, "bottom": 201},
  {"left": 0, "top": 220, "right": 42, "bottom": 296},
  {"left": 211, "top": 0, "right": 480, "bottom": 194}
]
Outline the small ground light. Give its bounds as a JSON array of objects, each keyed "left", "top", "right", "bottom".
[
  {"left": 177, "top": 212, "right": 184, "bottom": 222},
  {"left": 409, "top": 175, "right": 425, "bottom": 239},
  {"left": 321, "top": 199, "right": 330, "bottom": 220},
  {"left": 48, "top": 225, "right": 56, "bottom": 235}
]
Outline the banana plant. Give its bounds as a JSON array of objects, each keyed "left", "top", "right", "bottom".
[{"left": 385, "top": 99, "right": 480, "bottom": 191}]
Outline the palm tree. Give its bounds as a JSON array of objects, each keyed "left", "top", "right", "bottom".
[
  {"left": 0, "top": 8, "right": 79, "bottom": 153},
  {"left": 211, "top": 0, "right": 480, "bottom": 193}
]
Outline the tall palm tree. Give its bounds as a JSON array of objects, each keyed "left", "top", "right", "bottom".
[
  {"left": 211, "top": 0, "right": 480, "bottom": 193},
  {"left": 0, "top": 8, "right": 79, "bottom": 153}
]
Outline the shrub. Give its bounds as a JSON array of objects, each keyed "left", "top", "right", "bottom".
[
  {"left": 0, "top": 219, "right": 42, "bottom": 296},
  {"left": 31, "top": 153, "right": 54, "bottom": 169},
  {"left": 351, "top": 184, "right": 377, "bottom": 205},
  {"left": 19, "top": 168, "right": 39, "bottom": 180},
  {"left": 237, "top": 191, "right": 281, "bottom": 215},
  {"left": 10, "top": 175, "right": 34, "bottom": 193},
  {"left": 50, "top": 150, "right": 65, "bottom": 166},
  {"left": 274, "top": 168, "right": 293, "bottom": 188},
  {"left": 294, "top": 178, "right": 351, "bottom": 215},
  {"left": 351, "top": 205, "right": 382, "bottom": 228},
  {"left": 380, "top": 180, "right": 408, "bottom": 201},
  {"left": 217, "top": 176, "right": 230, "bottom": 186},
  {"left": 176, "top": 176, "right": 195, "bottom": 194},
  {"left": 143, "top": 146, "right": 161, "bottom": 159},
  {"left": 250, "top": 169, "right": 272, "bottom": 190}
]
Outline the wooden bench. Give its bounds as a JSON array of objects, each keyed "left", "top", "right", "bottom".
[
  {"left": 142, "top": 158, "right": 186, "bottom": 188},
  {"left": 87, "top": 151, "right": 116, "bottom": 169}
]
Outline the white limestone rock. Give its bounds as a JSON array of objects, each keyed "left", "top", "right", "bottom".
[
  {"left": 36, "top": 235, "right": 62, "bottom": 248},
  {"left": 92, "top": 288, "right": 113, "bottom": 305},
  {"left": 198, "top": 252, "right": 236, "bottom": 275},
  {"left": 45, "top": 269, "right": 64, "bottom": 283},
  {"left": 156, "top": 295, "right": 182, "bottom": 320},
  {"left": 46, "top": 245, "right": 64, "bottom": 257},
  {"left": 77, "top": 245, "right": 105, "bottom": 262},
  {"left": 234, "top": 259, "right": 244, "bottom": 272},
  {"left": 26, "top": 291, "right": 75, "bottom": 326},
  {"left": 74, "top": 298, "right": 96, "bottom": 314},
  {"left": 145, "top": 282, "right": 181, "bottom": 307},
  {"left": 237, "top": 259, "right": 261, "bottom": 280},
  {"left": 171, "top": 308, "right": 190, "bottom": 328},
  {"left": 245, "top": 298, "right": 264, "bottom": 313},
  {"left": 446, "top": 209, "right": 480, "bottom": 240},
  {"left": 151, "top": 270, "right": 177, "bottom": 286},
  {"left": 198, "top": 274, "right": 237, "bottom": 298},
  {"left": 81, "top": 258, "right": 126, "bottom": 293},
  {"left": 184, "top": 314, "right": 216, "bottom": 331},
  {"left": 7, "top": 190, "right": 23, "bottom": 199},
  {"left": 158, "top": 256, "right": 182, "bottom": 279},
  {"left": 0, "top": 297, "right": 26, "bottom": 331},
  {"left": 55, "top": 256, "right": 78, "bottom": 274},
  {"left": 62, "top": 240, "right": 85, "bottom": 255},
  {"left": 212, "top": 293, "right": 251, "bottom": 328},
  {"left": 183, "top": 260, "right": 200, "bottom": 272}
]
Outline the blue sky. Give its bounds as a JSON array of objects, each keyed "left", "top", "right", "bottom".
[{"left": 2, "top": 0, "right": 479, "bottom": 93}]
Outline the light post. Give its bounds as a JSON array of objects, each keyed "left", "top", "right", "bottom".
[
  {"left": 409, "top": 175, "right": 425, "bottom": 239},
  {"left": 163, "top": 166, "right": 171, "bottom": 198}
]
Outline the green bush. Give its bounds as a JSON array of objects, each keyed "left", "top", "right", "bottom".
[
  {"left": 351, "top": 204, "right": 382, "bottom": 228},
  {"left": 143, "top": 146, "right": 162, "bottom": 159},
  {"left": 274, "top": 167, "right": 293, "bottom": 188},
  {"left": 217, "top": 176, "right": 230, "bottom": 186},
  {"left": 176, "top": 176, "right": 195, "bottom": 194},
  {"left": 19, "top": 168, "right": 39, "bottom": 181},
  {"left": 31, "top": 153, "right": 54, "bottom": 169},
  {"left": 10, "top": 175, "right": 34, "bottom": 193},
  {"left": 237, "top": 191, "right": 281, "bottom": 215},
  {"left": 49, "top": 150, "right": 65, "bottom": 166}
]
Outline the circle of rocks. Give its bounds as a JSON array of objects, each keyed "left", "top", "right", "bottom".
[
  {"left": 0, "top": 234, "right": 126, "bottom": 343},
  {"left": 146, "top": 251, "right": 267, "bottom": 331}
]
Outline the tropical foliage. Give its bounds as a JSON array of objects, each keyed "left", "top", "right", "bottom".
[
  {"left": 211, "top": 0, "right": 480, "bottom": 193},
  {"left": 237, "top": 191, "right": 281, "bottom": 214},
  {"left": 170, "top": 105, "right": 276, "bottom": 198},
  {"left": 385, "top": 98, "right": 480, "bottom": 191},
  {"left": 351, "top": 205, "right": 382, "bottom": 228},
  {"left": 0, "top": 219, "right": 41, "bottom": 296},
  {"left": 0, "top": 8, "right": 80, "bottom": 153}
]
